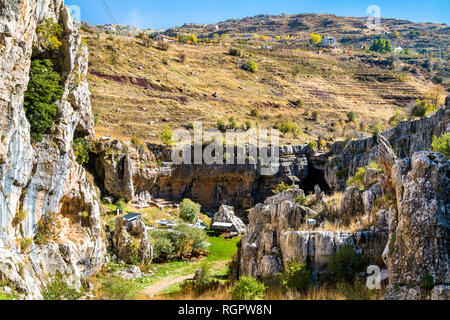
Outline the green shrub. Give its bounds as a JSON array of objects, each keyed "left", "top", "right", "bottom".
[
  {"left": 308, "top": 141, "right": 317, "bottom": 151},
  {"left": 116, "top": 198, "right": 126, "bottom": 213},
  {"left": 72, "top": 138, "right": 90, "bottom": 165},
  {"left": 250, "top": 109, "right": 260, "bottom": 117},
  {"left": 149, "top": 224, "right": 208, "bottom": 262},
  {"left": 229, "top": 48, "right": 242, "bottom": 56},
  {"left": 279, "top": 260, "right": 313, "bottom": 293},
  {"left": 34, "top": 212, "right": 57, "bottom": 245},
  {"left": 431, "top": 133, "right": 450, "bottom": 158},
  {"left": 411, "top": 100, "right": 432, "bottom": 119},
  {"left": 131, "top": 136, "right": 144, "bottom": 149},
  {"left": 20, "top": 237, "right": 33, "bottom": 254},
  {"left": 228, "top": 116, "right": 238, "bottom": 130},
  {"left": 369, "top": 119, "right": 383, "bottom": 141},
  {"left": 295, "top": 195, "right": 308, "bottom": 206},
  {"left": 179, "top": 199, "right": 201, "bottom": 224},
  {"left": 244, "top": 120, "right": 253, "bottom": 130},
  {"left": 347, "top": 111, "right": 357, "bottom": 123},
  {"left": 24, "top": 59, "right": 63, "bottom": 142},
  {"left": 161, "top": 125, "right": 173, "bottom": 146},
  {"left": 231, "top": 277, "right": 266, "bottom": 300},
  {"left": 101, "top": 278, "right": 140, "bottom": 300},
  {"left": 326, "top": 245, "right": 362, "bottom": 283},
  {"left": 152, "top": 235, "right": 177, "bottom": 261},
  {"left": 275, "top": 121, "right": 301, "bottom": 136},
  {"left": 243, "top": 61, "right": 258, "bottom": 73},
  {"left": 42, "top": 271, "right": 82, "bottom": 300},
  {"left": 420, "top": 274, "right": 434, "bottom": 291},
  {"left": 346, "top": 167, "right": 366, "bottom": 188},
  {"left": 272, "top": 182, "right": 293, "bottom": 194},
  {"left": 217, "top": 119, "right": 226, "bottom": 132},
  {"left": 36, "top": 18, "right": 63, "bottom": 51}
]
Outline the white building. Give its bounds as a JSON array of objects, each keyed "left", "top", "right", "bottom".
[
  {"left": 154, "top": 34, "right": 176, "bottom": 42},
  {"left": 394, "top": 47, "right": 403, "bottom": 54}
]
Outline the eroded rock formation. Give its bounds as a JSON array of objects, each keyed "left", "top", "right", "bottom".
[
  {"left": 212, "top": 205, "right": 247, "bottom": 234},
  {"left": 378, "top": 137, "right": 449, "bottom": 300},
  {"left": 0, "top": 0, "right": 105, "bottom": 299},
  {"left": 236, "top": 189, "right": 385, "bottom": 279}
]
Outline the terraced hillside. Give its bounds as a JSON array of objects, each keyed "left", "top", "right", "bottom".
[{"left": 82, "top": 19, "right": 443, "bottom": 146}]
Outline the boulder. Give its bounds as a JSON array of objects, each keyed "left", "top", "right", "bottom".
[
  {"left": 212, "top": 205, "right": 246, "bottom": 234},
  {"left": 112, "top": 216, "right": 152, "bottom": 265}
]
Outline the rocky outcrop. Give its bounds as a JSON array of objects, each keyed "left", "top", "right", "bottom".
[
  {"left": 110, "top": 216, "right": 152, "bottom": 265},
  {"left": 212, "top": 205, "right": 246, "bottom": 234},
  {"left": 378, "top": 139, "right": 449, "bottom": 299},
  {"left": 0, "top": 0, "right": 105, "bottom": 299},
  {"left": 237, "top": 189, "right": 385, "bottom": 279},
  {"left": 320, "top": 106, "right": 449, "bottom": 191}
]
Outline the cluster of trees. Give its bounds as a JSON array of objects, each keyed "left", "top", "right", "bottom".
[{"left": 369, "top": 38, "right": 392, "bottom": 54}]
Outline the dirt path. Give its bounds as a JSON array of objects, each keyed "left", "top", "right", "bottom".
[
  {"left": 141, "top": 261, "right": 228, "bottom": 298},
  {"left": 142, "top": 274, "right": 194, "bottom": 298}
]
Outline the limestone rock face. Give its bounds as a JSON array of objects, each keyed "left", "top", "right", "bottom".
[
  {"left": 339, "top": 186, "right": 364, "bottom": 221},
  {"left": 380, "top": 148, "right": 449, "bottom": 299},
  {"left": 0, "top": 0, "right": 105, "bottom": 299},
  {"left": 212, "top": 205, "right": 247, "bottom": 234},
  {"left": 322, "top": 106, "right": 449, "bottom": 191},
  {"left": 92, "top": 141, "right": 311, "bottom": 211},
  {"left": 237, "top": 190, "right": 384, "bottom": 279},
  {"left": 111, "top": 216, "right": 152, "bottom": 265}
]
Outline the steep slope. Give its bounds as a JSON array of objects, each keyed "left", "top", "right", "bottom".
[{"left": 82, "top": 32, "right": 432, "bottom": 146}]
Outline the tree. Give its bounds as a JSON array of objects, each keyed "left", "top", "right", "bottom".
[
  {"left": 369, "top": 38, "right": 392, "bottom": 54},
  {"left": 161, "top": 125, "right": 173, "bottom": 146},
  {"left": 24, "top": 59, "right": 63, "bottom": 142},
  {"left": 310, "top": 33, "right": 322, "bottom": 46},
  {"left": 179, "top": 199, "right": 201, "bottom": 224},
  {"left": 426, "top": 84, "right": 444, "bottom": 112},
  {"left": 187, "top": 34, "right": 198, "bottom": 43}
]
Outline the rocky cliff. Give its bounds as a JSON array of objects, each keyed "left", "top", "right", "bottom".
[
  {"left": 319, "top": 106, "right": 449, "bottom": 191},
  {"left": 90, "top": 140, "right": 312, "bottom": 211},
  {"left": 377, "top": 137, "right": 449, "bottom": 300},
  {"left": 0, "top": 0, "right": 105, "bottom": 299}
]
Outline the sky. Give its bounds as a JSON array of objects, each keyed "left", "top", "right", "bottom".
[{"left": 65, "top": 0, "right": 450, "bottom": 30}]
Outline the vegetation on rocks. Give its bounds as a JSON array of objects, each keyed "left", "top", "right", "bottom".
[
  {"left": 36, "top": 18, "right": 63, "bottom": 51},
  {"left": 42, "top": 271, "right": 82, "bottom": 300},
  {"left": 24, "top": 59, "right": 63, "bottom": 142},
  {"left": 431, "top": 133, "right": 450, "bottom": 158}
]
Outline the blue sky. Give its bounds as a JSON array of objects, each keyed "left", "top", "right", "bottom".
[{"left": 65, "top": 0, "right": 449, "bottom": 29}]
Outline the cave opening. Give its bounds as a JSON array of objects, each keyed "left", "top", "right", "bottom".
[{"left": 299, "top": 167, "right": 331, "bottom": 195}]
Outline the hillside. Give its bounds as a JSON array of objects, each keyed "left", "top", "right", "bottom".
[{"left": 81, "top": 13, "right": 448, "bottom": 146}]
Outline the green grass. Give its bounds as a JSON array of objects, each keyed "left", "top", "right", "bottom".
[
  {"left": 0, "top": 292, "right": 16, "bottom": 300},
  {"left": 206, "top": 235, "right": 240, "bottom": 262}
]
